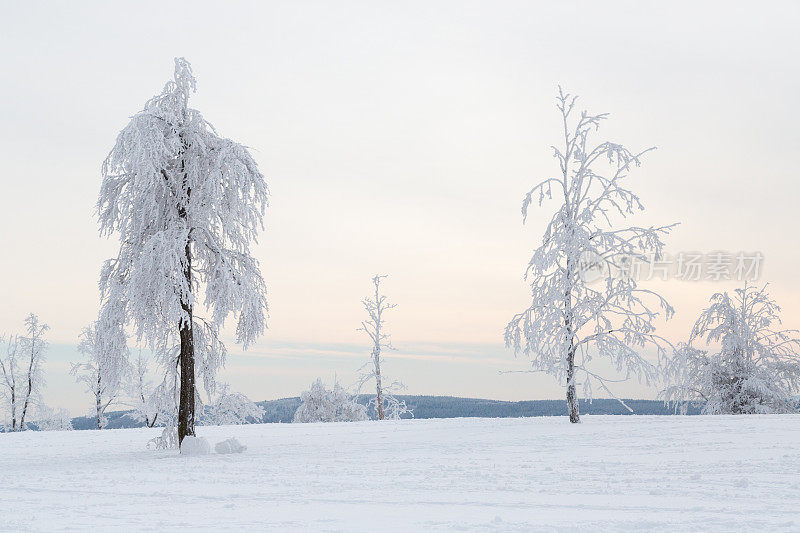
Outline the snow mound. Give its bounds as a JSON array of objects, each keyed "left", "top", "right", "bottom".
[
  {"left": 215, "top": 437, "right": 246, "bottom": 454},
  {"left": 180, "top": 436, "right": 210, "bottom": 456}
]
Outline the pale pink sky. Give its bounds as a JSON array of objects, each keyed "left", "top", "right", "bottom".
[{"left": 1, "top": 1, "right": 799, "bottom": 412}]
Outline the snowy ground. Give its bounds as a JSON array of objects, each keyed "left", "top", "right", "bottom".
[{"left": 0, "top": 415, "right": 798, "bottom": 532}]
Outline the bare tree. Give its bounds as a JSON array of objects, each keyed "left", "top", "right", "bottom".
[
  {"left": 0, "top": 334, "right": 21, "bottom": 431},
  {"left": 357, "top": 275, "right": 410, "bottom": 420},
  {"left": 97, "top": 58, "right": 269, "bottom": 447},
  {"left": 16, "top": 314, "right": 48, "bottom": 431},
  {"left": 662, "top": 283, "right": 800, "bottom": 414},
  {"left": 1, "top": 315, "right": 49, "bottom": 431},
  {"left": 505, "top": 88, "right": 675, "bottom": 423},
  {"left": 71, "top": 322, "right": 128, "bottom": 429}
]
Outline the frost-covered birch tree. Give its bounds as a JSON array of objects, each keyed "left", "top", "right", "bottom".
[
  {"left": 17, "top": 314, "right": 48, "bottom": 431},
  {"left": 357, "top": 275, "right": 410, "bottom": 420},
  {"left": 2, "top": 314, "right": 49, "bottom": 431},
  {"left": 97, "top": 58, "right": 269, "bottom": 447},
  {"left": 71, "top": 322, "right": 128, "bottom": 429},
  {"left": 505, "top": 88, "right": 675, "bottom": 423},
  {"left": 0, "top": 334, "right": 21, "bottom": 431},
  {"left": 662, "top": 284, "right": 800, "bottom": 414}
]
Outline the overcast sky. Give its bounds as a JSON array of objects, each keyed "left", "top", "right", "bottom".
[{"left": 1, "top": 1, "right": 799, "bottom": 413}]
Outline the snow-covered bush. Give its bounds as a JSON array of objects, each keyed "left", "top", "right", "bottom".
[
  {"left": 145, "top": 375, "right": 182, "bottom": 450},
  {"left": 35, "top": 405, "right": 73, "bottom": 431},
  {"left": 148, "top": 421, "right": 178, "bottom": 450},
  {"left": 199, "top": 386, "right": 264, "bottom": 426},
  {"left": 293, "top": 379, "right": 368, "bottom": 423},
  {"left": 379, "top": 395, "right": 411, "bottom": 421},
  {"left": 505, "top": 88, "right": 675, "bottom": 423},
  {"left": 662, "top": 284, "right": 800, "bottom": 414}
]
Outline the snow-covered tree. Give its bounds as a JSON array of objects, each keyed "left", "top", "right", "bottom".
[
  {"left": 71, "top": 322, "right": 128, "bottom": 429},
  {"left": 293, "top": 378, "right": 368, "bottom": 423},
  {"left": 0, "top": 334, "right": 21, "bottom": 431},
  {"left": 505, "top": 88, "right": 675, "bottom": 423},
  {"left": 18, "top": 314, "right": 48, "bottom": 431},
  {"left": 96, "top": 58, "right": 269, "bottom": 447},
  {"left": 1, "top": 314, "right": 49, "bottom": 431},
  {"left": 35, "top": 405, "right": 74, "bottom": 431},
  {"left": 662, "top": 284, "right": 800, "bottom": 414},
  {"left": 356, "top": 275, "right": 411, "bottom": 420},
  {"left": 199, "top": 385, "right": 264, "bottom": 426},
  {"left": 125, "top": 353, "right": 161, "bottom": 428}
]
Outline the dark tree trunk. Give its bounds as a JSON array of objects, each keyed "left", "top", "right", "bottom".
[
  {"left": 176, "top": 147, "right": 195, "bottom": 448},
  {"left": 177, "top": 227, "right": 195, "bottom": 447}
]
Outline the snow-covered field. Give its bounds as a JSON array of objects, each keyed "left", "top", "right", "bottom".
[{"left": 1, "top": 415, "right": 798, "bottom": 532}]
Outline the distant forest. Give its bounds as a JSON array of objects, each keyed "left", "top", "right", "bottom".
[{"left": 69, "top": 396, "right": 700, "bottom": 430}]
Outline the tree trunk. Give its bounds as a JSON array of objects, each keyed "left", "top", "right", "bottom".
[
  {"left": 177, "top": 237, "right": 196, "bottom": 447},
  {"left": 96, "top": 374, "right": 103, "bottom": 430},
  {"left": 19, "top": 351, "right": 35, "bottom": 431},
  {"left": 176, "top": 141, "right": 196, "bottom": 448},
  {"left": 19, "top": 394, "right": 29, "bottom": 430},
  {"left": 564, "top": 256, "right": 580, "bottom": 424},
  {"left": 566, "top": 344, "right": 580, "bottom": 423},
  {"left": 96, "top": 397, "right": 102, "bottom": 430},
  {"left": 373, "top": 348, "right": 384, "bottom": 420},
  {"left": 10, "top": 388, "right": 16, "bottom": 432}
]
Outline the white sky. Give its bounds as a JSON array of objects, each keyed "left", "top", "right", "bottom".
[{"left": 1, "top": 1, "right": 799, "bottom": 413}]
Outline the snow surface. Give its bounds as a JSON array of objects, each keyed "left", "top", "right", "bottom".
[{"left": 0, "top": 415, "right": 798, "bottom": 531}]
